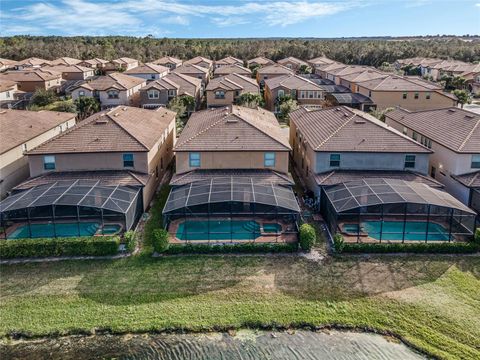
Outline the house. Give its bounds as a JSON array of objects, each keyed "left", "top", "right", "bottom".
[
  {"left": 277, "top": 57, "right": 309, "bottom": 73},
  {"left": 215, "top": 56, "right": 244, "bottom": 68},
  {"left": 256, "top": 64, "right": 294, "bottom": 85},
  {"left": 461, "top": 64, "right": 480, "bottom": 95},
  {"left": 163, "top": 105, "right": 299, "bottom": 243},
  {"left": 394, "top": 57, "right": 443, "bottom": 77},
  {"left": 314, "top": 62, "right": 349, "bottom": 79},
  {"left": 50, "top": 57, "right": 82, "bottom": 66},
  {"left": 13, "top": 57, "right": 51, "bottom": 70},
  {"left": 0, "top": 106, "right": 176, "bottom": 239},
  {"left": 263, "top": 74, "right": 324, "bottom": 112},
  {"left": 0, "top": 70, "right": 62, "bottom": 92},
  {"left": 184, "top": 56, "right": 213, "bottom": 70},
  {"left": 79, "top": 58, "right": 109, "bottom": 69},
  {"left": 307, "top": 56, "right": 336, "bottom": 71},
  {"left": 247, "top": 56, "right": 274, "bottom": 68},
  {"left": 385, "top": 107, "right": 480, "bottom": 209},
  {"left": 153, "top": 56, "right": 183, "bottom": 70},
  {"left": 0, "top": 58, "right": 17, "bottom": 72},
  {"left": 206, "top": 73, "right": 259, "bottom": 108},
  {"left": 0, "top": 109, "right": 76, "bottom": 198},
  {"left": 42, "top": 64, "right": 95, "bottom": 81},
  {"left": 0, "top": 80, "right": 20, "bottom": 108},
  {"left": 213, "top": 64, "right": 252, "bottom": 78},
  {"left": 325, "top": 92, "right": 376, "bottom": 112},
  {"left": 172, "top": 63, "right": 210, "bottom": 87},
  {"left": 139, "top": 72, "right": 202, "bottom": 110},
  {"left": 124, "top": 63, "right": 170, "bottom": 81},
  {"left": 104, "top": 57, "right": 139, "bottom": 73},
  {"left": 71, "top": 73, "right": 146, "bottom": 109}
]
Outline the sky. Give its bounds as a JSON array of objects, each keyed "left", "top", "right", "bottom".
[{"left": 1, "top": 0, "right": 479, "bottom": 38}]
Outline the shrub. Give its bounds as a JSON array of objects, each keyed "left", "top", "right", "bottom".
[
  {"left": 164, "top": 242, "right": 298, "bottom": 255},
  {"left": 31, "top": 89, "right": 57, "bottom": 107},
  {"left": 123, "top": 230, "right": 136, "bottom": 253},
  {"left": 299, "top": 224, "right": 316, "bottom": 252},
  {"left": 474, "top": 228, "right": 480, "bottom": 244},
  {"left": 339, "top": 241, "right": 480, "bottom": 254},
  {"left": 152, "top": 229, "right": 170, "bottom": 253},
  {"left": 0, "top": 236, "right": 120, "bottom": 259},
  {"left": 333, "top": 233, "right": 345, "bottom": 253}
]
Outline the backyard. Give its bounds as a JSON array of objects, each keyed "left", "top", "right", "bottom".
[{"left": 0, "top": 254, "right": 479, "bottom": 360}]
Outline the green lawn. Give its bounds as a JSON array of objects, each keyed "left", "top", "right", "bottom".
[{"left": 1, "top": 255, "right": 479, "bottom": 359}]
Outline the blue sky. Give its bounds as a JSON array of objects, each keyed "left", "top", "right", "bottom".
[{"left": 1, "top": 0, "right": 479, "bottom": 38}]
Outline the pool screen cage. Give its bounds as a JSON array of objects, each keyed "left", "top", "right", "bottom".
[
  {"left": 321, "top": 178, "right": 478, "bottom": 243},
  {"left": 162, "top": 177, "right": 301, "bottom": 243},
  {"left": 0, "top": 179, "right": 143, "bottom": 239}
]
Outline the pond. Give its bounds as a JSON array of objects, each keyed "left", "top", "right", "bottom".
[{"left": 0, "top": 330, "right": 426, "bottom": 360}]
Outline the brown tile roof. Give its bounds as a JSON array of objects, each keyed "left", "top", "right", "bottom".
[
  {"left": 206, "top": 74, "right": 259, "bottom": 92},
  {"left": 14, "top": 170, "right": 150, "bottom": 190},
  {"left": 216, "top": 56, "right": 243, "bottom": 65},
  {"left": 247, "top": 57, "right": 274, "bottom": 66},
  {"left": 172, "top": 63, "right": 209, "bottom": 76},
  {"left": 0, "top": 79, "right": 17, "bottom": 92},
  {"left": 403, "top": 76, "right": 443, "bottom": 90},
  {"left": 256, "top": 64, "right": 294, "bottom": 76},
  {"left": 315, "top": 62, "right": 348, "bottom": 73},
  {"left": 175, "top": 105, "right": 291, "bottom": 152},
  {"left": 314, "top": 170, "right": 443, "bottom": 188},
  {"left": 170, "top": 169, "right": 293, "bottom": 186},
  {"left": 395, "top": 57, "right": 444, "bottom": 67},
  {"left": 124, "top": 63, "right": 170, "bottom": 75},
  {"left": 1, "top": 69, "right": 62, "bottom": 82},
  {"left": 0, "top": 109, "right": 76, "bottom": 154},
  {"left": 153, "top": 56, "right": 183, "bottom": 66},
  {"left": 184, "top": 56, "right": 213, "bottom": 67},
  {"left": 82, "top": 58, "right": 109, "bottom": 66},
  {"left": 290, "top": 106, "right": 431, "bottom": 153},
  {"left": 340, "top": 69, "right": 387, "bottom": 83},
  {"left": 308, "top": 56, "right": 336, "bottom": 65},
  {"left": 277, "top": 56, "right": 308, "bottom": 67},
  {"left": 27, "top": 106, "right": 175, "bottom": 154},
  {"left": 386, "top": 107, "right": 480, "bottom": 153},
  {"left": 452, "top": 171, "right": 480, "bottom": 189},
  {"left": 328, "top": 65, "right": 372, "bottom": 76},
  {"left": 140, "top": 72, "right": 202, "bottom": 97},
  {"left": 43, "top": 64, "right": 94, "bottom": 74},
  {"left": 112, "top": 57, "right": 138, "bottom": 65},
  {"left": 74, "top": 73, "right": 145, "bottom": 91},
  {"left": 357, "top": 75, "right": 446, "bottom": 92},
  {"left": 264, "top": 74, "right": 322, "bottom": 91},
  {"left": 214, "top": 64, "right": 252, "bottom": 77},
  {"left": 51, "top": 57, "right": 82, "bottom": 66},
  {"left": 15, "top": 57, "right": 51, "bottom": 67},
  {"left": 0, "top": 58, "right": 17, "bottom": 67}
]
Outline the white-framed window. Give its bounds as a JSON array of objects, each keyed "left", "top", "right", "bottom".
[
  {"left": 22, "top": 143, "right": 27, "bottom": 152},
  {"left": 107, "top": 90, "right": 119, "bottom": 99},
  {"left": 329, "top": 153, "right": 340, "bottom": 167},
  {"left": 189, "top": 152, "right": 201, "bottom": 167},
  {"left": 123, "top": 153, "right": 134, "bottom": 167},
  {"left": 214, "top": 90, "right": 225, "bottom": 99},
  {"left": 6, "top": 91, "right": 10, "bottom": 98},
  {"left": 168, "top": 89, "right": 176, "bottom": 97},
  {"left": 472, "top": 154, "right": 480, "bottom": 169},
  {"left": 43, "top": 155, "right": 56, "bottom": 170},
  {"left": 79, "top": 90, "right": 85, "bottom": 97},
  {"left": 277, "top": 89, "right": 284, "bottom": 98},
  {"left": 264, "top": 152, "right": 275, "bottom": 167},
  {"left": 404, "top": 154, "right": 416, "bottom": 168},
  {"left": 148, "top": 90, "right": 160, "bottom": 99}
]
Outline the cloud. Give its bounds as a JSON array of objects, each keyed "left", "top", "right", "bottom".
[{"left": 1, "top": 0, "right": 359, "bottom": 35}]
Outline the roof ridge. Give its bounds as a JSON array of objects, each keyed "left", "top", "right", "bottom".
[
  {"left": 315, "top": 110, "right": 356, "bottom": 150},
  {"left": 458, "top": 116, "right": 480, "bottom": 151},
  {"left": 175, "top": 110, "right": 229, "bottom": 149},
  {"left": 371, "top": 75, "right": 392, "bottom": 90},
  {"left": 107, "top": 108, "right": 150, "bottom": 151}
]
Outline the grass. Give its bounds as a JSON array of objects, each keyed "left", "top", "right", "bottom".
[{"left": 0, "top": 255, "right": 479, "bottom": 359}]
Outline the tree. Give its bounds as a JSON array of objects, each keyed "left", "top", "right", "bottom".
[
  {"left": 167, "top": 96, "right": 188, "bottom": 132},
  {"left": 369, "top": 107, "right": 394, "bottom": 122},
  {"left": 31, "top": 89, "right": 57, "bottom": 107},
  {"left": 298, "top": 64, "right": 312, "bottom": 74},
  {"left": 451, "top": 76, "right": 466, "bottom": 90},
  {"left": 248, "top": 64, "right": 260, "bottom": 78},
  {"left": 52, "top": 100, "right": 76, "bottom": 113},
  {"left": 278, "top": 96, "right": 298, "bottom": 122},
  {"left": 453, "top": 89, "right": 471, "bottom": 108},
  {"left": 180, "top": 95, "right": 196, "bottom": 114},
  {"left": 74, "top": 96, "right": 100, "bottom": 120},
  {"left": 235, "top": 92, "right": 264, "bottom": 108}
]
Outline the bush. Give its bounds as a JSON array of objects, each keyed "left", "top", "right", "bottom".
[
  {"left": 338, "top": 241, "right": 480, "bottom": 254},
  {"left": 152, "top": 229, "right": 170, "bottom": 253},
  {"left": 299, "top": 224, "right": 316, "bottom": 252},
  {"left": 164, "top": 242, "right": 298, "bottom": 255},
  {"left": 0, "top": 236, "right": 120, "bottom": 259},
  {"left": 31, "top": 89, "right": 57, "bottom": 107},
  {"left": 333, "top": 233, "right": 345, "bottom": 253},
  {"left": 474, "top": 228, "right": 480, "bottom": 244},
  {"left": 123, "top": 230, "right": 136, "bottom": 253}
]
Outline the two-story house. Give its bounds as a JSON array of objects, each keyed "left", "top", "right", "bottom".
[
  {"left": 104, "top": 57, "right": 139, "bottom": 73},
  {"left": 289, "top": 106, "right": 438, "bottom": 202},
  {"left": 0, "top": 70, "right": 62, "bottom": 92},
  {"left": 0, "top": 80, "right": 19, "bottom": 108},
  {"left": 42, "top": 64, "right": 95, "bottom": 81},
  {"left": 124, "top": 63, "right": 170, "bottom": 81},
  {"left": 264, "top": 74, "right": 324, "bottom": 112},
  {"left": 307, "top": 56, "right": 336, "bottom": 71},
  {"left": 184, "top": 56, "right": 213, "bottom": 71},
  {"left": 385, "top": 107, "right": 480, "bottom": 210},
  {"left": 277, "top": 57, "right": 309, "bottom": 73},
  {"left": 256, "top": 64, "right": 294, "bottom": 86},
  {"left": 13, "top": 57, "right": 51, "bottom": 70},
  {"left": 51, "top": 57, "right": 82, "bottom": 66},
  {"left": 206, "top": 73, "right": 259, "bottom": 108},
  {"left": 213, "top": 64, "right": 252, "bottom": 78},
  {"left": 139, "top": 72, "right": 202, "bottom": 110},
  {"left": 172, "top": 63, "right": 210, "bottom": 88},
  {"left": 71, "top": 73, "right": 146, "bottom": 109},
  {"left": 79, "top": 58, "right": 109, "bottom": 70},
  {"left": 153, "top": 56, "right": 183, "bottom": 70},
  {"left": 0, "top": 58, "right": 17, "bottom": 72},
  {"left": 215, "top": 56, "right": 243, "bottom": 68},
  {"left": 0, "top": 109, "right": 76, "bottom": 198},
  {"left": 246, "top": 56, "right": 274, "bottom": 68}
]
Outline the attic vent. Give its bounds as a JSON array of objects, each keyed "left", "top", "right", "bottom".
[
  {"left": 343, "top": 112, "right": 350, "bottom": 117},
  {"left": 465, "top": 114, "right": 475, "bottom": 119},
  {"left": 113, "top": 113, "right": 119, "bottom": 117},
  {"left": 448, "top": 109, "right": 456, "bottom": 113},
  {"left": 354, "top": 118, "right": 366, "bottom": 124},
  {"left": 0, "top": 110, "right": 6, "bottom": 114},
  {"left": 122, "top": 107, "right": 128, "bottom": 111},
  {"left": 335, "top": 108, "right": 342, "bottom": 111},
  {"left": 226, "top": 117, "right": 238, "bottom": 123},
  {"left": 95, "top": 118, "right": 109, "bottom": 124}
]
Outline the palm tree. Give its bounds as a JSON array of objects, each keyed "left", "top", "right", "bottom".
[{"left": 74, "top": 97, "right": 100, "bottom": 120}]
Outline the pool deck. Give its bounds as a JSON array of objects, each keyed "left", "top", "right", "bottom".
[{"left": 168, "top": 217, "right": 298, "bottom": 244}]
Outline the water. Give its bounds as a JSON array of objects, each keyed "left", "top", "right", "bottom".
[{"left": 0, "top": 330, "right": 426, "bottom": 360}]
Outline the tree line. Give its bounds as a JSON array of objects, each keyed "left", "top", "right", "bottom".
[{"left": 1, "top": 36, "right": 479, "bottom": 67}]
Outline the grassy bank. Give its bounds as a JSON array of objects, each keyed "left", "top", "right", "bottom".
[{"left": 0, "top": 255, "right": 479, "bottom": 359}]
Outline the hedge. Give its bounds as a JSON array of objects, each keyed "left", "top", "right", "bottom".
[
  {"left": 152, "top": 229, "right": 170, "bottom": 253},
  {"left": 0, "top": 236, "right": 121, "bottom": 259},
  {"left": 474, "top": 228, "right": 480, "bottom": 244},
  {"left": 337, "top": 241, "right": 480, "bottom": 254},
  {"left": 299, "top": 223, "right": 316, "bottom": 252},
  {"left": 163, "top": 242, "right": 298, "bottom": 255},
  {"left": 123, "top": 230, "right": 136, "bottom": 253}
]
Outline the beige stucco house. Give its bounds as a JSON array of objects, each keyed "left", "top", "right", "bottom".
[
  {"left": 153, "top": 56, "right": 183, "bottom": 70},
  {"left": 206, "top": 73, "right": 259, "bottom": 108},
  {"left": 124, "top": 63, "right": 170, "bottom": 81},
  {"left": 184, "top": 56, "right": 213, "bottom": 71},
  {"left": 0, "top": 70, "right": 62, "bottom": 92},
  {"left": 79, "top": 58, "right": 109, "bottom": 69},
  {"left": 51, "top": 57, "right": 82, "bottom": 66},
  {"left": 104, "top": 57, "right": 139, "bottom": 73},
  {"left": 247, "top": 57, "right": 274, "bottom": 68},
  {"left": 213, "top": 64, "right": 252, "bottom": 78},
  {"left": 172, "top": 63, "right": 210, "bottom": 88},
  {"left": 42, "top": 64, "right": 95, "bottom": 81},
  {"left": 256, "top": 64, "right": 294, "bottom": 85},
  {"left": 215, "top": 56, "right": 244, "bottom": 68},
  {"left": 277, "top": 57, "right": 309, "bottom": 73}
]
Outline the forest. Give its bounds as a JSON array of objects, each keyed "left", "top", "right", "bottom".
[{"left": 1, "top": 36, "right": 479, "bottom": 66}]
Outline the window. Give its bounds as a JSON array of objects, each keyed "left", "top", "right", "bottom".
[
  {"left": 412, "top": 131, "right": 418, "bottom": 141},
  {"left": 79, "top": 90, "right": 85, "bottom": 96},
  {"left": 214, "top": 90, "right": 225, "bottom": 99},
  {"left": 43, "top": 156, "right": 55, "bottom": 170},
  {"left": 426, "top": 92, "right": 431, "bottom": 100},
  {"left": 414, "top": 92, "right": 419, "bottom": 100},
  {"left": 264, "top": 152, "right": 275, "bottom": 167},
  {"left": 402, "top": 127, "right": 408, "bottom": 135},
  {"left": 291, "top": 89, "right": 297, "bottom": 98},
  {"left": 22, "top": 143, "right": 27, "bottom": 152},
  {"left": 107, "top": 90, "right": 119, "bottom": 99},
  {"left": 150, "top": 74, "right": 156, "bottom": 80},
  {"left": 402, "top": 92, "right": 407, "bottom": 99},
  {"left": 308, "top": 91, "right": 314, "bottom": 99},
  {"left": 329, "top": 153, "right": 341, "bottom": 167},
  {"left": 430, "top": 166, "right": 436, "bottom": 179},
  {"left": 277, "top": 89, "right": 284, "bottom": 98},
  {"left": 168, "top": 89, "right": 175, "bottom": 97},
  {"left": 368, "top": 90, "right": 372, "bottom": 97},
  {"left": 123, "top": 153, "right": 134, "bottom": 167},
  {"left": 6, "top": 91, "right": 10, "bottom": 98},
  {"left": 235, "top": 90, "right": 240, "bottom": 97},
  {"left": 472, "top": 155, "right": 480, "bottom": 169},
  {"left": 189, "top": 152, "right": 201, "bottom": 167},
  {"left": 148, "top": 90, "right": 159, "bottom": 99},
  {"left": 404, "top": 154, "right": 416, "bottom": 168}
]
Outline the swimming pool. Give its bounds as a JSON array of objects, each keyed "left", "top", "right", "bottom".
[
  {"left": 342, "top": 221, "right": 450, "bottom": 241},
  {"left": 8, "top": 222, "right": 122, "bottom": 239},
  {"left": 175, "top": 220, "right": 282, "bottom": 241}
]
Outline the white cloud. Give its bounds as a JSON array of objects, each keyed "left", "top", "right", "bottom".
[
  {"left": 211, "top": 17, "right": 249, "bottom": 27},
  {"left": 161, "top": 15, "right": 190, "bottom": 26}
]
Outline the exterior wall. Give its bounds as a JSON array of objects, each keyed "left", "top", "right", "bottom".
[
  {"left": 0, "top": 117, "right": 75, "bottom": 198},
  {"left": 140, "top": 89, "right": 174, "bottom": 108},
  {"left": 0, "top": 84, "right": 17, "bottom": 101},
  {"left": 97, "top": 82, "right": 145, "bottom": 109},
  {"left": 264, "top": 85, "right": 323, "bottom": 112},
  {"left": 127, "top": 72, "right": 168, "bottom": 81},
  {"left": 206, "top": 89, "right": 236, "bottom": 107},
  {"left": 175, "top": 151, "right": 289, "bottom": 174},
  {"left": 28, "top": 151, "right": 149, "bottom": 178},
  {"left": 256, "top": 72, "right": 288, "bottom": 85},
  {"left": 71, "top": 87, "right": 94, "bottom": 100},
  {"left": 356, "top": 87, "right": 456, "bottom": 111},
  {"left": 61, "top": 71, "right": 95, "bottom": 81},
  {"left": 15, "top": 81, "right": 48, "bottom": 92}
]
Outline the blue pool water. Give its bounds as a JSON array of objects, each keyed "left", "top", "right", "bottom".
[
  {"left": 176, "top": 220, "right": 282, "bottom": 241},
  {"left": 343, "top": 221, "right": 450, "bottom": 241},
  {"left": 8, "top": 222, "right": 121, "bottom": 239}
]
